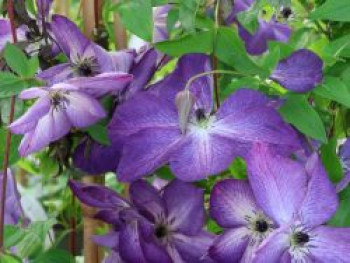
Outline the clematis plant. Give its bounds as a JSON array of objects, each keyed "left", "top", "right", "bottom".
[
  {"left": 110, "top": 54, "right": 300, "bottom": 182},
  {"left": 70, "top": 179, "right": 214, "bottom": 263},
  {"left": 9, "top": 73, "right": 133, "bottom": 156}
]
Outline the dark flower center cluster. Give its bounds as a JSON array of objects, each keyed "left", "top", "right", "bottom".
[
  {"left": 254, "top": 219, "right": 269, "bottom": 233},
  {"left": 293, "top": 231, "right": 310, "bottom": 246},
  {"left": 50, "top": 91, "right": 69, "bottom": 110},
  {"left": 74, "top": 57, "right": 99, "bottom": 77},
  {"left": 195, "top": 108, "right": 206, "bottom": 122},
  {"left": 155, "top": 224, "right": 168, "bottom": 239}
]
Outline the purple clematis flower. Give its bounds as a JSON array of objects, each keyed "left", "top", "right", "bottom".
[
  {"left": 210, "top": 143, "right": 350, "bottom": 262},
  {"left": 225, "top": 0, "right": 292, "bottom": 56},
  {"left": 109, "top": 54, "right": 299, "bottom": 182},
  {"left": 153, "top": 5, "right": 172, "bottom": 43},
  {"left": 1, "top": 170, "right": 24, "bottom": 225},
  {"left": 336, "top": 139, "right": 350, "bottom": 192},
  {"left": 9, "top": 73, "right": 133, "bottom": 156},
  {"left": 70, "top": 179, "right": 214, "bottom": 263},
  {"left": 0, "top": 19, "right": 26, "bottom": 51},
  {"left": 38, "top": 15, "right": 135, "bottom": 84},
  {"left": 72, "top": 47, "right": 159, "bottom": 175},
  {"left": 270, "top": 49, "right": 323, "bottom": 92},
  {"left": 249, "top": 144, "right": 348, "bottom": 262}
]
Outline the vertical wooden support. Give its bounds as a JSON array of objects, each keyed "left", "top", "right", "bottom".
[
  {"left": 113, "top": 0, "right": 127, "bottom": 49},
  {"left": 54, "top": 0, "right": 70, "bottom": 16}
]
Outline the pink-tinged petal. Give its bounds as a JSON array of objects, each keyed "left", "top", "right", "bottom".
[
  {"left": 129, "top": 180, "right": 166, "bottom": 222},
  {"left": 109, "top": 93, "right": 178, "bottom": 138},
  {"left": 19, "top": 108, "right": 71, "bottom": 156},
  {"left": 209, "top": 227, "right": 250, "bottom": 263},
  {"left": 67, "top": 73, "right": 133, "bottom": 98},
  {"left": 163, "top": 180, "right": 204, "bottom": 235},
  {"left": 65, "top": 92, "right": 106, "bottom": 128},
  {"left": 119, "top": 221, "right": 147, "bottom": 263},
  {"left": 51, "top": 15, "right": 90, "bottom": 58},
  {"left": 271, "top": 49, "right": 323, "bottom": 92},
  {"left": 210, "top": 179, "right": 259, "bottom": 228},
  {"left": 9, "top": 97, "right": 50, "bottom": 134},
  {"left": 37, "top": 63, "right": 74, "bottom": 85},
  {"left": 300, "top": 153, "right": 338, "bottom": 227},
  {"left": 117, "top": 127, "right": 181, "bottom": 182},
  {"left": 247, "top": 144, "right": 308, "bottom": 225},
  {"left": 309, "top": 226, "right": 350, "bottom": 262},
  {"left": 69, "top": 180, "right": 129, "bottom": 209},
  {"left": 170, "top": 129, "right": 238, "bottom": 182},
  {"left": 19, "top": 88, "right": 48, "bottom": 99},
  {"left": 216, "top": 89, "right": 270, "bottom": 119},
  {"left": 150, "top": 54, "right": 213, "bottom": 114},
  {"left": 173, "top": 232, "right": 215, "bottom": 263},
  {"left": 252, "top": 228, "right": 290, "bottom": 263}
]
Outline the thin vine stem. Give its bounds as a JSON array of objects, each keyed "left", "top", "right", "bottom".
[{"left": 0, "top": 0, "right": 17, "bottom": 251}]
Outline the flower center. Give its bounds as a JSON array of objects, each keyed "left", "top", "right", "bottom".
[
  {"left": 74, "top": 56, "right": 99, "bottom": 77},
  {"left": 254, "top": 219, "right": 269, "bottom": 233},
  {"left": 50, "top": 91, "right": 69, "bottom": 110},
  {"left": 292, "top": 231, "right": 310, "bottom": 246},
  {"left": 155, "top": 225, "right": 168, "bottom": 239}
]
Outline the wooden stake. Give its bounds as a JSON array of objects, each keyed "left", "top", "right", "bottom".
[
  {"left": 54, "top": 0, "right": 70, "bottom": 17},
  {"left": 113, "top": 0, "right": 127, "bottom": 49}
]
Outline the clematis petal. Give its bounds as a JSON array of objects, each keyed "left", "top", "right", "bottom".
[
  {"left": 65, "top": 92, "right": 106, "bottom": 128},
  {"left": 51, "top": 15, "right": 90, "bottom": 58},
  {"left": 66, "top": 73, "right": 133, "bottom": 98},
  {"left": 300, "top": 153, "right": 338, "bottom": 227},
  {"left": 73, "top": 139, "right": 122, "bottom": 175},
  {"left": 173, "top": 231, "right": 214, "bottom": 263},
  {"left": 129, "top": 180, "right": 166, "bottom": 222},
  {"left": 153, "top": 5, "right": 171, "bottom": 42},
  {"left": 150, "top": 54, "right": 213, "bottom": 114},
  {"left": 163, "top": 180, "right": 204, "bottom": 235},
  {"left": 309, "top": 226, "right": 350, "bottom": 262},
  {"left": 19, "top": 87, "right": 48, "bottom": 99},
  {"left": 109, "top": 93, "right": 178, "bottom": 138},
  {"left": 209, "top": 227, "right": 250, "bottom": 263},
  {"left": 127, "top": 47, "right": 158, "bottom": 98},
  {"left": 252, "top": 227, "right": 290, "bottom": 263},
  {"left": 270, "top": 49, "right": 323, "bottom": 92},
  {"left": 239, "top": 19, "right": 291, "bottom": 56},
  {"left": 109, "top": 49, "right": 135, "bottom": 73},
  {"left": 210, "top": 179, "right": 259, "bottom": 228},
  {"left": 36, "top": 0, "right": 53, "bottom": 20},
  {"left": 213, "top": 91, "right": 300, "bottom": 156},
  {"left": 117, "top": 127, "right": 181, "bottom": 182},
  {"left": 170, "top": 129, "right": 241, "bottom": 182},
  {"left": 247, "top": 144, "right": 308, "bottom": 225},
  {"left": 119, "top": 221, "right": 147, "bottom": 263},
  {"left": 37, "top": 63, "right": 75, "bottom": 85},
  {"left": 0, "top": 19, "right": 26, "bottom": 51},
  {"left": 69, "top": 180, "right": 129, "bottom": 209},
  {"left": 19, "top": 108, "right": 71, "bottom": 156},
  {"left": 93, "top": 230, "right": 119, "bottom": 250},
  {"left": 9, "top": 96, "right": 50, "bottom": 134}
]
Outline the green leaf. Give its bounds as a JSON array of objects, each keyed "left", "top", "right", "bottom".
[
  {"left": 237, "top": 4, "right": 259, "bottom": 34},
  {"left": 4, "top": 225, "right": 26, "bottom": 249},
  {"left": 0, "top": 254, "right": 21, "bottom": 263},
  {"left": 324, "top": 35, "right": 350, "bottom": 58},
  {"left": 320, "top": 137, "right": 343, "bottom": 183},
  {"left": 310, "top": 0, "right": 350, "bottom": 22},
  {"left": 32, "top": 249, "right": 74, "bottom": 263},
  {"left": 155, "top": 30, "right": 214, "bottom": 56},
  {"left": 329, "top": 187, "right": 350, "bottom": 227},
  {"left": 0, "top": 72, "right": 28, "bottom": 98},
  {"left": 85, "top": 124, "right": 111, "bottom": 146},
  {"left": 314, "top": 77, "right": 350, "bottom": 108},
  {"left": 229, "top": 157, "right": 247, "bottom": 180},
  {"left": 0, "top": 128, "right": 22, "bottom": 170},
  {"left": 4, "top": 44, "right": 29, "bottom": 77},
  {"left": 179, "top": 0, "right": 203, "bottom": 33},
  {"left": 117, "top": 0, "right": 153, "bottom": 42},
  {"left": 215, "top": 27, "right": 268, "bottom": 77},
  {"left": 279, "top": 95, "right": 327, "bottom": 143}
]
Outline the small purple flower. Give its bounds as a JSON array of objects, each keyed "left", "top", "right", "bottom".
[
  {"left": 270, "top": 49, "right": 323, "bottom": 92},
  {"left": 0, "top": 169, "right": 24, "bottom": 225},
  {"left": 9, "top": 73, "right": 133, "bottom": 156},
  {"left": 110, "top": 54, "right": 299, "bottom": 182},
  {"left": 153, "top": 5, "right": 172, "bottom": 43},
  {"left": 70, "top": 179, "right": 214, "bottom": 263},
  {"left": 38, "top": 15, "right": 135, "bottom": 84},
  {"left": 336, "top": 139, "right": 350, "bottom": 192},
  {"left": 210, "top": 143, "right": 350, "bottom": 262},
  {"left": 72, "top": 47, "right": 159, "bottom": 175}
]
